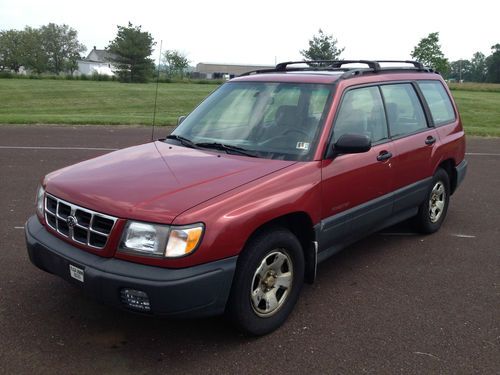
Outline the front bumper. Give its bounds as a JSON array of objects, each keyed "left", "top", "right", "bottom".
[{"left": 25, "top": 215, "right": 237, "bottom": 317}]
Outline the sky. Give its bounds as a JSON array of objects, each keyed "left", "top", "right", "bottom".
[{"left": 1, "top": 0, "right": 499, "bottom": 66}]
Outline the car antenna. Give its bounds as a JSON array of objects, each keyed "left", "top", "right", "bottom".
[{"left": 151, "top": 40, "right": 163, "bottom": 141}]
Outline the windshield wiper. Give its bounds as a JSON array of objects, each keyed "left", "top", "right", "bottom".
[
  {"left": 166, "top": 134, "right": 199, "bottom": 149},
  {"left": 195, "top": 142, "right": 258, "bottom": 157}
]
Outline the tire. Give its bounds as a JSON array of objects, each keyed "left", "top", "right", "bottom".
[
  {"left": 414, "top": 168, "right": 450, "bottom": 234},
  {"left": 226, "top": 227, "right": 305, "bottom": 336}
]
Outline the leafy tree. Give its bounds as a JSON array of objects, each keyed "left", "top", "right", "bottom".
[
  {"left": 0, "top": 29, "right": 24, "bottom": 72},
  {"left": 448, "top": 59, "right": 471, "bottom": 81},
  {"left": 107, "top": 22, "right": 156, "bottom": 83},
  {"left": 486, "top": 44, "right": 500, "bottom": 83},
  {"left": 163, "top": 50, "right": 190, "bottom": 78},
  {"left": 20, "top": 27, "right": 48, "bottom": 74},
  {"left": 40, "top": 23, "right": 85, "bottom": 74},
  {"left": 66, "top": 52, "right": 82, "bottom": 75},
  {"left": 411, "top": 32, "right": 449, "bottom": 75},
  {"left": 470, "top": 52, "right": 487, "bottom": 82},
  {"left": 300, "top": 29, "right": 344, "bottom": 62}
]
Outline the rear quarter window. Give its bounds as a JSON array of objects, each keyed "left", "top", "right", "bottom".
[{"left": 418, "top": 81, "right": 456, "bottom": 125}]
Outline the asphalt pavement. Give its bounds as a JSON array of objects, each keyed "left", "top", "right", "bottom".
[{"left": 0, "top": 125, "right": 498, "bottom": 374}]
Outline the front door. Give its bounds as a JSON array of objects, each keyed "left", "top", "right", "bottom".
[{"left": 319, "top": 85, "right": 395, "bottom": 253}]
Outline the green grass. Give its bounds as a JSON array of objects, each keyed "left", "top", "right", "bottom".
[
  {"left": 451, "top": 90, "right": 500, "bottom": 136},
  {"left": 0, "top": 80, "right": 218, "bottom": 126},
  {"left": 448, "top": 82, "right": 500, "bottom": 93},
  {"left": 0, "top": 79, "right": 498, "bottom": 136}
]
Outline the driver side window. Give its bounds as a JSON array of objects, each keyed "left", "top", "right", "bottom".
[{"left": 333, "top": 86, "right": 388, "bottom": 143}]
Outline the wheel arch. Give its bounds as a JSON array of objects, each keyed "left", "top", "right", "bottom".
[
  {"left": 241, "top": 211, "right": 317, "bottom": 284},
  {"left": 436, "top": 158, "right": 457, "bottom": 194}
]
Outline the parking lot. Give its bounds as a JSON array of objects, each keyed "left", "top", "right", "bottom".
[{"left": 0, "top": 124, "right": 498, "bottom": 374}]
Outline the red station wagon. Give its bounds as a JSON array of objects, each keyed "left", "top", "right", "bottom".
[{"left": 26, "top": 60, "right": 467, "bottom": 335}]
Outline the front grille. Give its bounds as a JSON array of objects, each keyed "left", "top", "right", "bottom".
[{"left": 44, "top": 194, "right": 117, "bottom": 249}]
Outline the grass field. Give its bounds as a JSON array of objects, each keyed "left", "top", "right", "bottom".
[
  {"left": 0, "top": 79, "right": 499, "bottom": 136},
  {"left": 448, "top": 82, "right": 500, "bottom": 92},
  {"left": 0, "top": 80, "right": 217, "bottom": 126}
]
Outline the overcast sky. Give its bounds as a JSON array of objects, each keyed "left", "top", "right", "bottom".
[{"left": 1, "top": 0, "right": 499, "bottom": 66}]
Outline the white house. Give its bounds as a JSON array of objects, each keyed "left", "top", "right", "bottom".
[{"left": 76, "top": 47, "right": 118, "bottom": 76}]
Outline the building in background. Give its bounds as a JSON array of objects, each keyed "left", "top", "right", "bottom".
[
  {"left": 76, "top": 47, "right": 118, "bottom": 76},
  {"left": 195, "top": 63, "right": 274, "bottom": 79}
]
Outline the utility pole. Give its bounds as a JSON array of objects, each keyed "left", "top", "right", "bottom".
[{"left": 459, "top": 59, "right": 462, "bottom": 83}]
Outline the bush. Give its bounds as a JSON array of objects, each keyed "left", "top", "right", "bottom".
[{"left": 0, "top": 71, "right": 14, "bottom": 78}]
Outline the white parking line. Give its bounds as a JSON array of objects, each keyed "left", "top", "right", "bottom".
[
  {"left": 14, "top": 226, "right": 24, "bottom": 229},
  {"left": 0, "top": 146, "right": 118, "bottom": 151},
  {"left": 465, "top": 152, "right": 500, "bottom": 156},
  {"left": 451, "top": 234, "right": 476, "bottom": 238}
]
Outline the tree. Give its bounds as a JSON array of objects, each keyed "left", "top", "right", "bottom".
[
  {"left": 107, "top": 22, "right": 155, "bottom": 83},
  {"left": 163, "top": 50, "right": 189, "bottom": 78},
  {"left": 411, "top": 32, "right": 449, "bottom": 75},
  {"left": 300, "top": 29, "right": 344, "bottom": 62},
  {"left": 39, "top": 23, "right": 85, "bottom": 74},
  {"left": 486, "top": 44, "right": 500, "bottom": 83},
  {"left": 0, "top": 29, "right": 24, "bottom": 72},
  {"left": 20, "top": 27, "right": 48, "bottom": 74},
  {"left": 65, "top": 51, "right": 82, "bottom": 75},
  {"left": 448, "top": 59, "right": 471, "bottom": 81},
  {"left": 470, "top": 52, "right": 487, "bottom": 82}
]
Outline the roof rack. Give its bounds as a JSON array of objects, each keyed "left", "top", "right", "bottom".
[
  {"left": 240, "top": 60, "right": 434, "bottom": 78},
  {"left": 275, "top": 60, "right": 382, "bottom": 71}
]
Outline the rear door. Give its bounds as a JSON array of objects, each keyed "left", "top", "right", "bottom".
[
  {"left": 319, "top": 85, "right": 395, "bottom": 252},
  {"left": 380, "top": 82, "right": 439, "bottom": 214}
]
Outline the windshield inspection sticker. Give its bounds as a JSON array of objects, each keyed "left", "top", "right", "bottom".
[{"left": 296, "top": 142, "right": 310, "bottom": 150}]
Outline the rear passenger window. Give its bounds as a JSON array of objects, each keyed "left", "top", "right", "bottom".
[
  {"left": 418, "top": 81, "right": 456, "bottom": 125},
  {"left": 333, "top": 86, "right": 388, "bottom": 143},
  {"left": 380, "top": 84, "right": 428, "bottom": 137}
]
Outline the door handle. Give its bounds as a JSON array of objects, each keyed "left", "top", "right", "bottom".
[
  {"left": 377, "top": 150, "right": 392, "bottom": 161},
  {"left": 425, "top": 136, "right": 437, "bottom": 145}
]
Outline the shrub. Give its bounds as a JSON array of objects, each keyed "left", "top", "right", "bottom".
[{"left": 0, "top": 71, "right": 14, "bottom": 78}]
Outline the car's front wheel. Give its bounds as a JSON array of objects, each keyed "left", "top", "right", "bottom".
[{"left": 226, "top": 227, "right": 304, "bottom": 336}]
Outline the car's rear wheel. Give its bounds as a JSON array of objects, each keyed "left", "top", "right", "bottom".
[
  {"left": 414, "top": 168, "right": 450, "bottom": 233},
  {"left": 226, "top": 227, "right": 304, "bottom": 336}
]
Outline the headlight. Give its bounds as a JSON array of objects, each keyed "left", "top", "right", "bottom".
[
  {"left": 118, "top": 221, "right": 204, "bottom": 258},
  {"left": 119, "top": 221, "right": 170, "bottom": 257},
  {"left": 36, "top": 185, "right": 45, "bottom": 217}
]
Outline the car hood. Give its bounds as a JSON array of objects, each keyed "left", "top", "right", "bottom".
[{"left": 45, "top": 141, "right": 295, "bottom": 223}]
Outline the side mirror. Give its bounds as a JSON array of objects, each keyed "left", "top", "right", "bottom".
[
  {"left": 332, "top": 133, "right": 371, "bottom": 156},
  {"left": 177, "top": 115, "right": 186, "bottom": 125}
]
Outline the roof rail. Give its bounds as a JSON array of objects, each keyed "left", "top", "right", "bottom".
[
  {"left": 275, "top": 60, "right": 381, "bottom": 71},
  {"left": 240, "top": 60, "right": 434, "bottom": 77},
  {"left": 374, "top": 60, "right": 425, "bottom": 70}
]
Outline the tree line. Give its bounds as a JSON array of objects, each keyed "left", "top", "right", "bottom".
[
  {"left": 1, "top": 23, "right": 499, "bottom": 83},
  {"left": 0, "top": 22, "right": 190, "bottom": 83},
  {"left": 300, "top": 30, "right": 500, "bottom": 83},
  {"left": 0, "top": 24, "right": 86, "bottom": 75}
]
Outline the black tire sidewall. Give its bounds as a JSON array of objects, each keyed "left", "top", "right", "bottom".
[{"left": 226, "top": 227, "right": 305, "bottom": 336}]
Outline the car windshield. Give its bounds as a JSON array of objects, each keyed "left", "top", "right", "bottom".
[{"left": 167, "top": 82, "right": 333, "bottom": 161}]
